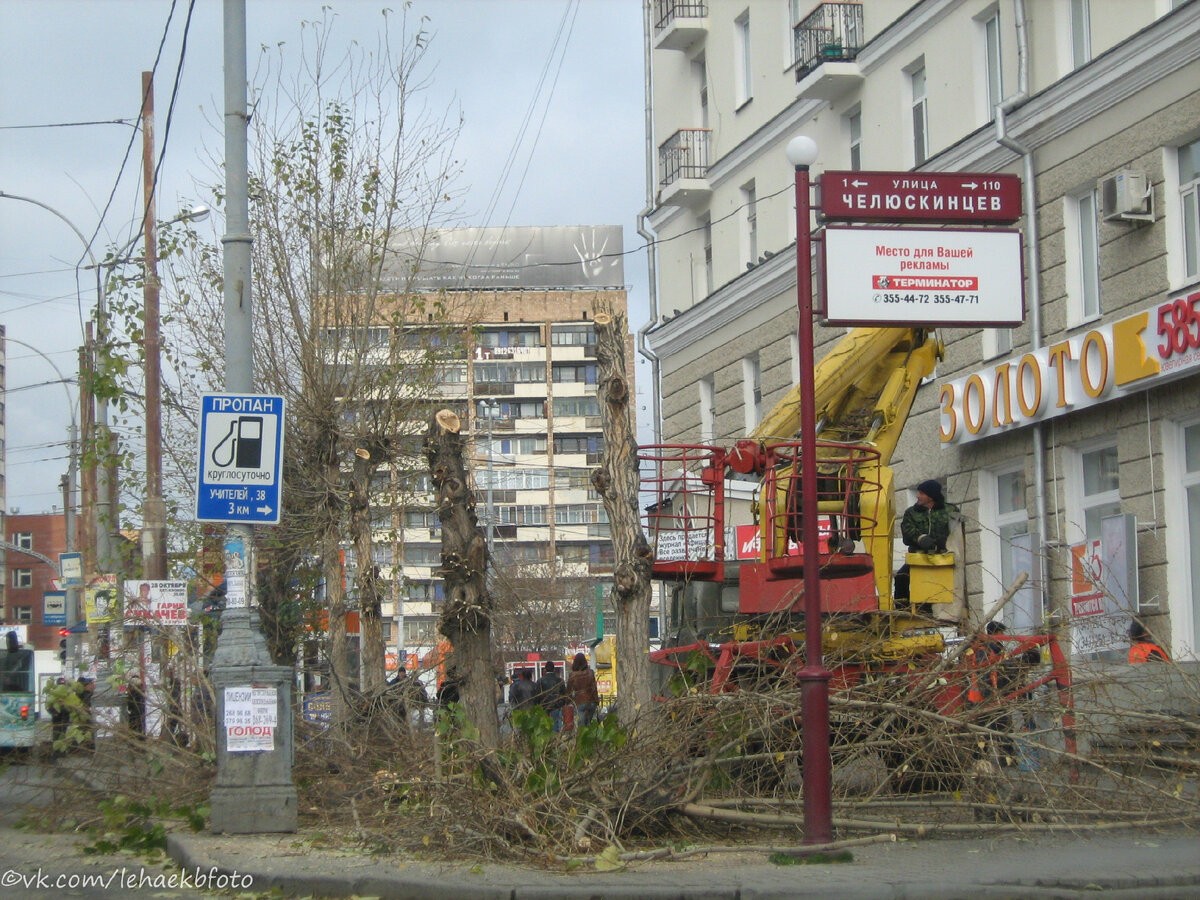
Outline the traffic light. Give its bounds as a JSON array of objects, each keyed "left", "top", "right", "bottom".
[{"left": 58, "top": 628, "right": 69, "bottom": 663}]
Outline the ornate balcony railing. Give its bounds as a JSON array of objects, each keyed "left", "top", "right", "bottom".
[
  {"left": 653, "top": 0, "right": 707, "bottom": 34},
  {"left": 793, "top": 2, "right": 864, "bottom": 79},
  {"left": 658, "top": 128, "right": 711, "bottom": 188}
]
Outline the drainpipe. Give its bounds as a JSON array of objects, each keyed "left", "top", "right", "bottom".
[
  {"left": 637, "top": 0, "right": 662, "bottom": 445},
  {"left": 994, "top": 0, "right": 1051, "bottom": 617}
]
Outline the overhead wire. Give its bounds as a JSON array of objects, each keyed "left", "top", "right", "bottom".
[
  {"left": 462, "top": 0, "right": 580, "bottom": 276},
  {"left": 0, "top": 118, "right": 138, "bottom": 131},
  {"left": 81, "top": 0, "right": 183, "bottom": 266}
]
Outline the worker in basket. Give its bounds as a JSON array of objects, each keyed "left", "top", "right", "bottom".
[
  {"left": 1128, "top": 618, "right": 1169, "bottom": 663},
  {"left": 894, "top": 479, "right": 956, "bottom": 602}
]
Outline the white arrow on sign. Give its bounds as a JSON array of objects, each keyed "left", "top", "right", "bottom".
[{"left": 257, "top": 506, "right": 273, "bottom": 515}]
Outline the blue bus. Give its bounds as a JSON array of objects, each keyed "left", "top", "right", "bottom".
[{"left": 0, "top": 639, "right": 37, "bottom": 749}]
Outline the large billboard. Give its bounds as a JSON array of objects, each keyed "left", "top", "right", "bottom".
[{"left": 380, "top": 225, "right": 624, "bottom": 291}]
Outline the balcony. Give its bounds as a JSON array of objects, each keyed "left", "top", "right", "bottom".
[
  {"left": 793, "top": 2, "right": 864, "bottom": 102},
  {"left": 652, "top": 0, "right": 707, "bottom": 52},
  {"left": 658, "top": 128, "right": 711, "bottom": 209}
]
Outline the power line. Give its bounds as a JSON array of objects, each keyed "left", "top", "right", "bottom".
[
  {"left": 0, "top": 118, "right": 138, "bottom": 131},
  {"left": 82, "top": 0, "right": 183, "bottom": 264}
]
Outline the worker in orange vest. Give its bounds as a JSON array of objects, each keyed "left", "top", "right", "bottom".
[{"left": 1128, "top": 619, "right": 1169, "bottom": 663}]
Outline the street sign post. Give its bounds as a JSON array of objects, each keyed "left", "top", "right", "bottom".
[
  {"left": 59, "top": 552, "right": 83, "bottom": 588},
  {"left": 819, "top": 170, "right": 1022, "bottom": 224},
  {"left": 195, "top": 393, "right": 285, "bottom": 525}
]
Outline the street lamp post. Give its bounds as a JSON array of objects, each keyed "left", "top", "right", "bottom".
[
  {"left": 785, "top": 134, "right": 834, "bottom": 845},
  {"left": 208, "top": 0, "right": 297, "bottom": 835}
]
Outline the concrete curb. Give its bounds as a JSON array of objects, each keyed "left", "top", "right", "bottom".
[{"left": 165, "top": 830, "right": 1200, "bottom": 900}]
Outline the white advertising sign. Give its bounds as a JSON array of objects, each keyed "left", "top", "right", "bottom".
[
  {"left": 652, "top": 529, "right": 714, "bottom": 563},
  {"left": 822, "top": 227, "right": 1024, "bottom": 326},
  {"left": 224, "top": 685, "right": 278, "bottom": 752}
]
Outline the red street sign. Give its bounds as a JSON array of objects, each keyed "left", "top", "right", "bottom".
[{"left": 819, "top": 170, "right": 1022, "bottom": 224}]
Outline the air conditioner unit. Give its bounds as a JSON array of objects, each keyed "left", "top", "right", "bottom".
[{"left": 1099, "top": 170, "right": 1154, "bottom": 223}]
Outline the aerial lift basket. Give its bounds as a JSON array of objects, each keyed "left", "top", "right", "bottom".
[{"left": 639, "top": 444, "right": 726, "bottom": 582}]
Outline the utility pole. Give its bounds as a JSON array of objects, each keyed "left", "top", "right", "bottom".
[
  {"left": 208, "top": 0, "right": 297, "bottom": 834},
  {"left": 141, "top": 71, "right": 167, "bottom": 581}
]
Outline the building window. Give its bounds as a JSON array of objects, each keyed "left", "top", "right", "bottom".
[
  {"left": 701, "top": 214, "right": 714, "bottom": 296},
  {"left": 12, "top": 569, "right": 31, "bottom": 589},
  {"left": 847, "top": 108, "right": 862, "bottom": 170},
  {"left": 910, "top": 64, "right": 929, "bottom": 167},
  {"left": 403, "top": 617, "right": 438, "bottom": 646},
  {"left": 14, "top": 607, "right": 32, "bottom": 624},
  {"left": 1070, "top": 0, "right": 1091, "bottom": 69},
  {"left": 550, "top": 324, "right": 596, "bottom": 346},
  {"left": 982, "top": 466, "right": 1037, "bottom": 628},
  {"left": 1167, "top": 418, "right": 1200, "bottom": 657},
  {"left": 1179, "top": 137, "right": 1200, "bottom": 281},
  {"left": 742, "top": 180, "right": 758, "bottom": 268},
  {"left": 735, "top": 11, "right": 752, "bottom": 108},
  {"left": 789, "top": 332, "right": 801, "bottom": 385},
  {"left": 1080, "top": 443, "right": 1121, "bottom": 542},
  {"left": 12, "top": 532, "right": 32, "bottom": 551},
  {"left": 982, "top": 9, "right": 1003, "bottom": 118},
  {"left": 699, "top": 376, "right": 716, "bottom": 443},
  {"left": 1066, "top": 188, "right": 1101, "bottom": 323},
  {"left": 983, "top": 327, "right": 1013, "bottom": 360},
  {"left": 742, "top": 352, "right": 762, "bottom": 431}
]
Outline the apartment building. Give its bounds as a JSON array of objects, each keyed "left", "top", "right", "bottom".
[
  {"left": 374, "top": 226, "right": 634, "bottom": 672},
  {"left": 3, "top": 511, "right": 67, "bottom": 651},
  {"left": 644, "top": 0, "right": 1200, "bottom": 659}
]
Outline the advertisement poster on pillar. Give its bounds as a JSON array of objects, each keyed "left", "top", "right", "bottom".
[
  {"left": 122, "top": 580, "right": 188, "bottom": 625},
  {"left": 821, "top": 227, "right": 1025, "bottom": 327}
]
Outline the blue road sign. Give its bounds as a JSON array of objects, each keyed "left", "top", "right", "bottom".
[{"left": 195, "top": 393, "right": 285, "bottom": 524}]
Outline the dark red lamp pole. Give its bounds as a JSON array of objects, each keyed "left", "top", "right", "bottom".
[{"left": 786, "top": 134, "right": 833, "bottom": 844}]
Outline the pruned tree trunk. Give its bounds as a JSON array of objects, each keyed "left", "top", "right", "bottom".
[
  {"left": 426, "top": 409, "right": 499, "bottom": 748},
  {"left": 351, "top": 450, "right": 386, "bottom": 694},
  {"left": 591, "top": 308, "right": 654, "bottom": 727}
]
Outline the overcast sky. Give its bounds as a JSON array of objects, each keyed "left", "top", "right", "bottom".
[{"left": 1, "top": 0, "right": 651, "bottom": 515}]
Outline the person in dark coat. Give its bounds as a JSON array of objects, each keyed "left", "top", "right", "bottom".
[
  {"left": 509, "top": 668, "right": 537, "bottom": 710},
  {"left": 895, "top": 479, "right": 957, "bottom": 602},
  {"left": 534, "top": 662, "right": 568, "bottom": 732}
]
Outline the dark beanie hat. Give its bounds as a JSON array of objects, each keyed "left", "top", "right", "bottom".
[{"left": 917, "top": 480, "right": 944, "bottom": 505}]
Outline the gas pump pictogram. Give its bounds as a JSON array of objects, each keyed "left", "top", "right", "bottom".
[{"left": 211, "top": 416, "right": 264, "bottom": 468}]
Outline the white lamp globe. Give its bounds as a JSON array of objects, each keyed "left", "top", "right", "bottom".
[{"left": 786, "top": 135, "right": 819, "bottom": 168}]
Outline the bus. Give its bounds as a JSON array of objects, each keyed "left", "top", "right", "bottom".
[{"left": 0, "top": 637, "right": 37, "bottom": 749}]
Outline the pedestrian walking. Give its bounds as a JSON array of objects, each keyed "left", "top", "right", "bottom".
[
  {"left": 534, "top": 662, "right": 568, "bottom": 732},
  {"left": 567, "top": 653, "right": 600, "bottom": 728}
]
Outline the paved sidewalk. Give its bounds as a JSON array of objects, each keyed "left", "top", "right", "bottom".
[{"left": 167, "top": 825, "right": 1200, "bottom": 900}]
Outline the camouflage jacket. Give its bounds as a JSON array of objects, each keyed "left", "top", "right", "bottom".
[{"left": 900, "top": 501, "right": 958, "bottom": 552}]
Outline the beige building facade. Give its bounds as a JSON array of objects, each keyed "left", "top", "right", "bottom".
[{"left": 644, "top": 0, "right": 1200, "bottom": 659}]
